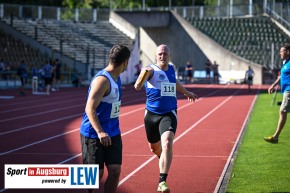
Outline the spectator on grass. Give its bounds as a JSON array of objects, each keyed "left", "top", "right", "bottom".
[{"left": 264, "top": 45, "right": 290, "bottom": 143}]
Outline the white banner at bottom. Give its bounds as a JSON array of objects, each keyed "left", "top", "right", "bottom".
[{"left": 4, "top": 164, "right": 99, "bottom": 189}]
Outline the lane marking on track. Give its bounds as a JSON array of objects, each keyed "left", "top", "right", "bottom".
[
  {"left": 0, "top": 96, "right": 147, "bottom": 123},
  {"left": 0, "top": 85, "right": 223, "bottom": 156},
  {"left": 0, "top": 84, "right": 240, "bottom": 193},
  {"left": 57, "top": 125, "right": 146, "bottom": 164},
  {"left": 0, "top": 91, "right": 142, "bottom": 112},
  {"left": 0, "top": 114, "right": 81, "bottom": 136},
  {"left": 0, "top": 129, "right": 78, "bottom": 156},
  {"left": 0, "top": 84, "right": 215, "bottom": 135},
  {"left": 0, "top": 98, "right": 83, "bottom": 113},
  {"left": 0, "top": 84, "right": 227, "bottom": 158},
  {"left": 118, "top": 86, "right": 245, "bottom": 187},
  {"left": 213, "top": 85, "right": 261, "bottom": 193},
  {"left": 0, "top": 104, "right": 81, "bottom": 123},
  {"left": 0, "top": 99, "right": 146, "bottom": 136}
]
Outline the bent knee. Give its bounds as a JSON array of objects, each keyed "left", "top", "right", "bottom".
[
  {"left": 107, "top": 165, "right": 121, "bottom": 179},
  {"left": 149, "top": 144, "right": 161, "bottom": 156}
]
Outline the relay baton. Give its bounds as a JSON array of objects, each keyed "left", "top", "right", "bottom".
[{"left": 138, "top": 70, "right": 148, "bottom": 85}]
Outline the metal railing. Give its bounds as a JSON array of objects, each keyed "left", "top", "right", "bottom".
[{"left": 0, "top": 1, "right": 289, "bottom": 26}]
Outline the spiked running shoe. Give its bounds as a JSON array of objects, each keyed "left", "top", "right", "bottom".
[
  {"left": 264, "top": 136, "right": 278, "bottom": 144},
  {"left": 157, "top": 181, "right": 170, "bottom": 193}
]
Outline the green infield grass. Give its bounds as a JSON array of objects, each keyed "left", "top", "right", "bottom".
[{"left": 226, "top": 91, "right": 290, "bottom": 193}]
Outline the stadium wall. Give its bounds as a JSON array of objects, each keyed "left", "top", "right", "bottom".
[
  {"left": 113, "top": 10, "right": 263, "bottom": 84},
  {"left": 114, "top": 11, "right": 208, "bottom": 73}
]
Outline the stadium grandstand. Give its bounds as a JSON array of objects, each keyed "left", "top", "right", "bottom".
[{"left": 0, "top": 0, "right": 290, "bottom": 88}]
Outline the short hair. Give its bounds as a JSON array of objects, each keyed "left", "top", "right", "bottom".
[
  {"left": 281, "top": 44, "right": 290, "bottom": 51},
  {"left": 109, "top": 45, "right": 131, "bottom": 66}
]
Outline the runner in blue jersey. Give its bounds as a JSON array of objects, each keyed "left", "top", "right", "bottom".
[
  {"left": 265, "top": 45, "right": 290, "bottom": 144},
  {"left": 134, "top": 44, "right": 199, "bottom": 193},
  {"left": 80, "top": 45, "right": 130, "bottom": 193}
]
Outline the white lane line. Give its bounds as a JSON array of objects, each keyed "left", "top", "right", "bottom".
[
  {"left": 213, "top": 85, "right": 260, "bottom": 193},
  {"left": 0, "top": 84, "right": 235, "bottom": 193},
  {"left": 57, "top": 85, "right": 230, "bottom": 164},
  {"left": 0, "top": 99, "right": 145, "bottom": 136},
  {"left": 0, "top": 85, "right": 218, "bottom": 157},
  {"left": 0, "top": 104, "right": 81, "bottom": 123},
  {"left": 118, "top": 87, "right": 243, "bottom": 187},
  {"left": 0, "top": 114, "right": 81, "bottom": 136},
  {"left": 57, "top": 124, "right": 145, "bottom": 164},
  {"left": 0, "top": 129, "right": 79, "bottom": 156}
]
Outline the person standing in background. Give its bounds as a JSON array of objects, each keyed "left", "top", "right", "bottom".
[
  {"left": 245, "top": 66, "right": 254, "bottom": 93},
  {"left": 185, "top": 61, "right": 193, "bottom": 84},
  {"left": 42, "top": 60, "right": 53, "bottom": 95},
  {"left": 264, "top": 45, "right": 290, "bottom": 143},
  {"left": 212, "top": 61, "right": 219, "bottom": 84},
  {"left": 53, "top": 58, "right": 61, "bottom": 91},
  {"left": 17, "top": 60, "right": 28, "bottom": 96},
  {"left": 31, "top": 64, "right": 38, "bottom": 94},
  {"left": 205, "top": 60, "right": 211, "bottom": 82}
]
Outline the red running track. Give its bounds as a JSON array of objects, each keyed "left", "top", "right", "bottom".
[{"left": 0, "top": 84, "right": 267, "bottom": 193}]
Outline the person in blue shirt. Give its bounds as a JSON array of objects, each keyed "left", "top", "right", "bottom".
[
  {"left": 134, "top": 44, "right": 199, "bottom": 193},
  {"left": 80, "top": 45, "right": 130, "bottom": 193},
  {"left": 264, "top": 45, "right": 290, "bottom": 143},
  {"left": 42, "top": 60, "right": 53, "bottom": 95}
]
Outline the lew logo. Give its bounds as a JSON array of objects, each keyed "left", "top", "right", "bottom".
[
  {"left": 5, "top": 164, "right": 99, "bottom": 189},
  {"left": 70, "top": 167, "right": 98, "bottom": 186}
]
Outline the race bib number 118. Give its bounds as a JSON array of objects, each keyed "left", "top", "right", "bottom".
[{"left": 161, "top": 82, "right": 176, "bottom": 97}]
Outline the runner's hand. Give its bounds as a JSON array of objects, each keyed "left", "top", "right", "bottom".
[
  {"left": 185, "top": 91, "right": 199, "bottom": 102},
  {"left": 98, "top": 132, "right": 111, "bottom": 146}
]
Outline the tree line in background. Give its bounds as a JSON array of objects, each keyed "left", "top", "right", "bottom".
[
  {"left": 1, "top": 0, "right": 287, "bottom": 9},
  {"left": 0, "top": 0, "right": 243, "bottom": 8}
]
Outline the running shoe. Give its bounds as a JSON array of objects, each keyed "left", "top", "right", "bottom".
[
  {"left": 157, "top": 181, "right": 170, "bottom": 192},
  {"left": 264, "top": 136, "right": 278, "bottom": 143}
]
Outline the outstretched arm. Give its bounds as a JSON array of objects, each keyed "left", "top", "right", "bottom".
[
  {"left": 134, "top": 67, "right": 152, "bottom": 91},
  {"left": 176, "top": 79, "right": 199, "bottom": 102}
]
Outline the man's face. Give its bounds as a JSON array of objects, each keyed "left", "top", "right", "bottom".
[
  {"left": 155, "top": 46, "right": 171, "bottom": 66},
  {"left": 121, "top": 60, "right": 129, "bottom": 73},
  {"left": 280, "top": 47, "right": 290, "bottom": 60}
]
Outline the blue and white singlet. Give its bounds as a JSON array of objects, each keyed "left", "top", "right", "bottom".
[
  {"left": 80, "top": 70, "right": 122, "bottom": 138},
  {"left": 280, "top": 59, "right": 290, "bottom": 94},
  {"left": 145, "top": 64, "right": 177, "bottom": 114}
]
